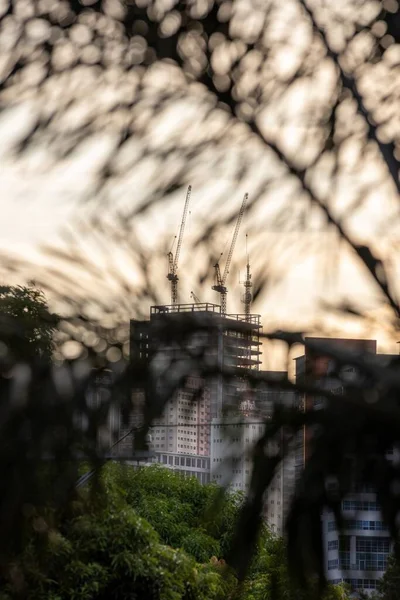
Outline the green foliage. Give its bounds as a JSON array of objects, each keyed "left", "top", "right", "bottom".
[
  {"left": 1, "top": 504, "right": 232, "bottom": 600},
  {"left": 236, "top": 534, "right": 351, "bottom": 600},
  {"left": 0, "top": 462, "right": 351, "bottom": 600},
  {"left": 96, "top": 465, "right": 352, "bottom": 600},
  {"left": 0, "top": 285, "right": 57, "bottom": 361},
  {"left": 0, "top": 464, "right": 237, "bottom": 600},
  {"left": 104, "top": 463, "right": 242, "bottom": 562},
  {"left": 377, "top": 551, "right": 400, "bottom": 600}
]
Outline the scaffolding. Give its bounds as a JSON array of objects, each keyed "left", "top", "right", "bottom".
[
  {"left": 147, "top": 304, "right": 261, "bottom": 372},
  {"left": 131, "top": 303, "right": 262, "bottom": 420}
]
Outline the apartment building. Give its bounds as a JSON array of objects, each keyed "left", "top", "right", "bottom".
[{"left": 210, "top": 380, "right": 299, "bottom": 537}]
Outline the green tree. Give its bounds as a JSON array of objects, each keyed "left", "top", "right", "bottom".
[
  {"left": 0, "top": 464, "right": 236, "bottom": 600},
  {"left": 237, "top": 534, "right": 351, "bottom": 600},
  {"left": 103, "top": 463, "right": 243, "bottom": 563},
  {"left": 0, "top": 285, "right": 57, "bottom": 361},
  {"left": 100, "top": 464, "right": 352, "bottom": 600},
  {"left": 0, "top": 507, "right": 233, "bottom": 600},
  {"left": 377, "top": 551, "right": 400, "bottom": 600}
]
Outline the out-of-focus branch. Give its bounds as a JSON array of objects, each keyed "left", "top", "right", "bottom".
[
  {"left": 129, "top": 2, "right": 400, "bottom": 319},
  {"left": 299, "top": 0, "right": 400, "bottom": 195}
]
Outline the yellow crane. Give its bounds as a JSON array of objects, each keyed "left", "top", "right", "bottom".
[
  {"left": 167, "top": 185, "right": 192, "bottom": 305},
  {"left": 212, "top": 193, "right": 248, "bottom": 314}
]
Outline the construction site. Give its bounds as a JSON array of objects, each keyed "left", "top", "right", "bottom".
[
  {"left": 87, "top": 185, "right": 298, "bottom": 535},
  {"left": 127, "top": 185, "right": 272, "bottom": 466},
  {"left": 131, "top": 185, "right": 263, "bottom": 380}
]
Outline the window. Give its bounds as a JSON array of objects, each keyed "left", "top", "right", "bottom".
[
  {"left": 339, "top": 551, "right": 350, "bottom": 569},
  {"left": 343, "top": 520, "right": 388, "bottom": 531},
  {"left": 349, "top": 537, "right": 391, "bottom": 571},
  {"left": 355, "top": 553, "right": 388, "bottom": 571},
  {"left": 356, "top": 537, "right": 390, "bottom": 553},
  {"left": 344, "top": 579, "right": 378, "bottom": 590},
  {"left": 328, "top": 540, "right": 338, "bottom": 551},
  {"left": 328, "top": 559, "right": 339, "bottom": 570},
  {"left": 342, "top": 500, "right": 380, "bottom": 511}
]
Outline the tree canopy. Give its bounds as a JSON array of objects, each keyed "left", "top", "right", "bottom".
[
  {"left": 0, "top": 285, "right": 57, "bottom": 361},
  {"left": 0, "top": 462, "right": 351, "bottom": 600},
  {"left": 376, "top": 548, "right": 400, "bottom": 600}
]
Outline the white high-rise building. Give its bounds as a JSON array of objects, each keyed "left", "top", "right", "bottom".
[
  {"left": 150, "top": 375, "right": 211, "bottom": 456},
  {"left": 210, "top": 382, "right": 299, "bottom": 537}
]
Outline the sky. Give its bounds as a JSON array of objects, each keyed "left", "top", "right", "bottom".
[
  {"left": 1, "top": 1, "right": 400, "bottom": 367},
  {"left": 1, "top": 119, "right": 398, "bottom": 369}
]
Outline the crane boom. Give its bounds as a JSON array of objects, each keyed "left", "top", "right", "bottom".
[
  {"left": 173, "top": 185, "right": 191, "bottom": 274},
  {"left": 191, "top": 291, "right": 201, "bottom": 304},
  {"left": 167, "top": 185, "right": 192, "bottom": 305},
  {"left": 221, "top": 193, "right": 248, "bottom": 285},
  {"left": 212, "top": 193, "right": 248, "bottom": 313}
]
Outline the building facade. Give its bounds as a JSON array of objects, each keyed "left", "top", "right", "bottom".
[
  {"left": 129, "top": 302, "right": 263, "bottom": 456},
  {"left": 324, "top": 490, "right": 392, "bottom": 592},
  {"left": 144, "top": 451, "right": 211, "bottom": 484},
  {"left": 295, "top": 338, "right": 393, "bottom": 594},
  {"left": 210, "top": 381, "right": 299, "bottom": 537},
  {"left": 151, "top": 375, "right": 211, "bottom": 455},
  {"left": 129, "top": 302, "right": 299, "bottom": 537}
]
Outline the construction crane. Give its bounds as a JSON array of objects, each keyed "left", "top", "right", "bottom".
[
  {"left": 190, "top": 291, "right": 201, "bottom": 304},
  {"left": 241, "top": 234, "right": 253, "bottom": 319},
  {"left": 212, "top": 193, "right": 248, "bottom": 314},
  {"left": 167, "top": 185, "right": 192, "bottom": 305}
]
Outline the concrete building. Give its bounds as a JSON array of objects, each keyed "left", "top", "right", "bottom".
[
  {"left": 295, "top": 338, "right": 394, "bottom": 594},
  {"left": 144, "top": 451, "right": 211, "bottom": 484},
  {"left": 130, "top": 302, "right": 263, "bottom": 458},
  {"left": 151, "top": 375, "right": 211, "bottom": 456},
  {"left": 129, "top": 303, "right": 301, "bottom": 535},
  {"left": 210, "top": 380, "right": 299, "bottom": 537},
  {"left": 83, "top": 368, "right": 150, "bottom": 458},
  {"left": 324, "top": 489, "right": 393, "bottom": 593},
  {"left": 84, "top": 368, "right": 120, "bottom": 451}
]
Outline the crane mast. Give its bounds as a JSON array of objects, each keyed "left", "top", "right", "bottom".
[
  {"left": 212, "top": 193, "right": 248, "bottom": 314},
  {"left": 167, "top": 185, "right": 192, "bottom": 305},
  {"left": 242, "top": 234, "right": 253, "bottom": 319},
  {"left": 243, "top": 262, "right": 252, "bottom": 319}
]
